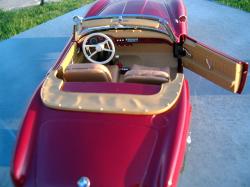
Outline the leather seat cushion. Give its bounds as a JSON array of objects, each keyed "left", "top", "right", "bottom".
[
  {"left": 132, "top": 64, "right": 170, "bottom": 74},
  {"left": 124, "top": 69, "right": 170, "bottom": 84},
  {"left": 64, "top": 63, "right": 112, "bottom": 82},
  {"left": 124, "top": 64, "right": 170, "bottom": 85}
]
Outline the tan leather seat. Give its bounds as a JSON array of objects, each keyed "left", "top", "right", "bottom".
[
  {"left": 64, "top": 63, "right": 115, "bottom": 82},
  {"left": 124, "top": 64, "right": 170, "bottom": 85},
  {"left": 106, "top": 65, "right": 119, "bottom": 82}
]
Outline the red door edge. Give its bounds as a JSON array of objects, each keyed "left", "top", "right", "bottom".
[{"left": 237, "top": 62, "right": 248, "bottom": 94}]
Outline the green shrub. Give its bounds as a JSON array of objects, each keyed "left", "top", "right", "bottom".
[
  {"left": 216, "top": 0, "right": 250, "bottom": 12},
  {"left": 0, "top": 0, "right": 93, "bottom": 41}
]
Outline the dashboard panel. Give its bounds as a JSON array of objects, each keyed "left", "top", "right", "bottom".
[{"left": 114, "top": 37, "right": 172, "bottom": 46}]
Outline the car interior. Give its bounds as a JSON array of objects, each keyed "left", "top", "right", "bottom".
[
  {"left": 40, "top": 29, "right": 184, "bottom": 114},
  {"left": 56, "top": 30, "right": 179, "bottom": 86}
]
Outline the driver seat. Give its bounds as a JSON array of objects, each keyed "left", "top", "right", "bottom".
[{"left": 64, "top": 63, "right": 114, "bottom": 82}]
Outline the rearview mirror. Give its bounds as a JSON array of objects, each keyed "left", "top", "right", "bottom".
[{"left": 73, "top": 16, "right": 84, "bottom": 24}]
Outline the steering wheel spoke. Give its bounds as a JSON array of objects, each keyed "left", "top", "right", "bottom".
[
  {"left": 103, "top": 48, "right": 113, "bottom": 52},
  {"left": 89, "top": 51, "right": 98, "bottom": 58},
  {"left": 82, "top": 33, "right": 115, "bottom": 64},
  {"left": 85, "top": 44, "right": 96, "bottom": 48}
]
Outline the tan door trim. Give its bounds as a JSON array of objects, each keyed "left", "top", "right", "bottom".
[{"left": 182, "top": 36, "right": 248, "bottom": 93}]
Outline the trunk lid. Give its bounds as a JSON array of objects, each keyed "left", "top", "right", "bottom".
[{"left": 37, "top": 118, "right": 158, "bottom": 187}]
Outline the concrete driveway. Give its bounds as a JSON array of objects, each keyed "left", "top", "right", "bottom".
[
  {"left": 0, "top": 0, "right": 40, "bottom": 10},
  {"left": 0, "top": 0, "right": 249, "bottom": 187},
  {"left": 0, "top": 0, "right": 60, "bottom": 10},
  {"left": 179, "top": 0, "right": 250, "bottom": 187}
]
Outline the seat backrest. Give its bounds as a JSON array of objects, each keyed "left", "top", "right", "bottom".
[
  {"left": 124, "top": 64, "right": 170, "bottom": 85},
  {"left": 64, "top": 63, "right": 112, "bottom": 82}
]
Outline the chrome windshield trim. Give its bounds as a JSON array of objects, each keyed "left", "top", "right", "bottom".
[
  {"left": 78, "top": 14, "right": 176, "bottom": 42},
  {"left": 80, "top": 25, "right": 170, "bottom": 39},
  {"left": 83, "top": 14, "right": 164, "bottom": 22}
]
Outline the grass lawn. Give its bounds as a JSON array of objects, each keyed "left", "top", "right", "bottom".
[
  {"left": 0, "top": 0, "right": 93, "bottom": 41},
  {"left": 216, "top": 0, "right": 250, "bottom": 12}
]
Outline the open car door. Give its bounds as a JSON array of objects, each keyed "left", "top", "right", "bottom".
[{"left": 182, "top": 36, "right": 248, "bottom": 94}]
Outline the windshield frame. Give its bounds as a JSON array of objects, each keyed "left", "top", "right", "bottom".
[{"left": 74, "top": 14, "right": 177, "bottom": 42}]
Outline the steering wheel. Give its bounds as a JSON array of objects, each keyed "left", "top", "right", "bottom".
[{"left": 82, "top": 33, "right": 115, "bottom": 64}]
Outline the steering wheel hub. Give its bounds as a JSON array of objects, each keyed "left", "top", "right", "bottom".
[{"left": 96, "top": 44, "right": 103, "bottom": 52}]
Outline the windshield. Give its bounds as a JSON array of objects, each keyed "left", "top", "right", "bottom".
[
  {"left": 75, "top": 15, "right": 176, "bottom": 42},
  {"left": 98, "top": 0, "right": 170, "bottom": 19}
]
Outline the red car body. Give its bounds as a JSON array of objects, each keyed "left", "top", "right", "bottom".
[{"left": 11, "top": 0, "right": 248, "bottom": 187}]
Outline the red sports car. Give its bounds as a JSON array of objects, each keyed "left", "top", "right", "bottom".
[{"left": 11, "top": 0, "right": 248, "bottom": 187}]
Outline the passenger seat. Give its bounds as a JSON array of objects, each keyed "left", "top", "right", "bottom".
[{"left": 124, "top": 64, "right": 170, "bottom": 85}]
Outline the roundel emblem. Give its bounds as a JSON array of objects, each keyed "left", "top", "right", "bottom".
[{"left": 77, "top": 177, "right": 90, "bottom": 187}]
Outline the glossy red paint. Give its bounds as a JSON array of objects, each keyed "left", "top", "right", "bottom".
[
  {"left": 12, "top": 0, "right": 248, "bottom": 186},
  {"left": 62, "top": 82, "right": 161, "bottom": 95},
  {"left": 237, "top": 62, "right": 248, "bottom": 94},
  {"left": 11, "top": 80, "right": 191, "bottom": 187},
  {"left": 85, "top": 0, "right": 109, "bottom": 18},
  {"left": 166, "top": 80, "right": 191, "bottom": 187},
  {"left": 9, "top": 1, "right": 192, "bottom": 186},
  {"left": 11, "top": 90, "right": 41, "bottom": 187},
  {"left": 85, "top": 0, "right": 187, "bottom": 41}
]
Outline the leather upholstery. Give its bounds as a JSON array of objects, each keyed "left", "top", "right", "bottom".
[
  {"left": 124, "top": 64, "right": 170, "bottom": 85},
  {"left": 42, "top": 70, "right": 184, "bottom": 115},
  {"left": 132, "top": 64, "right": 170, "bottom": 72},
  {"left": 106, "top": 65, "right": 119, "bottom": 82},
  {"left": 64, "top": 63, "right": 113, "bottom": 82}
]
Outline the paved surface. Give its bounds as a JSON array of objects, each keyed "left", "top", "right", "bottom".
[
  {"left": 0, "top": 0, "right": 61, "bottom": 10},
  {"left": 0, "top": 0, "right": 249, "bottom": 187},
  {"left": 0, "top": 4, "right": 92, "bottom": 186},
  {"left": 179, "top": 1, "right": 250, "bottom": 187}
]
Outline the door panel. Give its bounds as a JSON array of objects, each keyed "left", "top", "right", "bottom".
[{"left": 183, "top": 36, "right": 248, "bottom": 94}]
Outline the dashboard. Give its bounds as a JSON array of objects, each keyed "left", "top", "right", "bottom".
[
  {"left": 87, "top": 36, "right": 168, "bottom": 46},
  {"left": 79, "top": 32, "right": 172, "bottom": 64}
]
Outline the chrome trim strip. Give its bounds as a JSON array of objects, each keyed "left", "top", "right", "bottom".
[
  {"left": 83, "top": 14, "right": 164, "bottom": 21},
  {"left": 80, "top": 26, "right": 170, "bottom": 38}
]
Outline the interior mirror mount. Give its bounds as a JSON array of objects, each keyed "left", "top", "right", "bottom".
[
  {"left": 73, "top": 15, "right": 84, "bottom": 39},
  {"left": 73, "top": 15, "right": 84, "bottom": 25}
]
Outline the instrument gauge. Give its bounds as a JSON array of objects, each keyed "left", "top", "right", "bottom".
[{"left": 89, "top": 37, "right": 98, "bottom": 45}]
